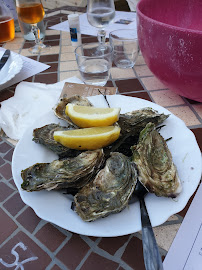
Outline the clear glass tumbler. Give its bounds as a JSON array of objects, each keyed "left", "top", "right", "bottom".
[
  {"left": 0, "top": 0, "right": 15, "bottom": 43},
  {"left": 109, "top": 29, "right": 139, "bottom": 68},
  {"left": 75, "top": 42, "right": 113, "bottom": 86}
]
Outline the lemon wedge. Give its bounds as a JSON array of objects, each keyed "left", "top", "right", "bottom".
[
  {"left": 54, "top": 126, "right": 121, "bottom": 150},
  {"left": 65, "top": 104, "right": 121, "bottom": 128}
]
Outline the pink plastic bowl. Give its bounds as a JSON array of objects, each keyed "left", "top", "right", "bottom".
[{"left": 137, "top": 0, "right": 202, "bottom": 102}]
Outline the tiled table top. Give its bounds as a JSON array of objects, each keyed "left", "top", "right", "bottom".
[{"left": 0, "top": 6, "right": 202, "bottom": 270}]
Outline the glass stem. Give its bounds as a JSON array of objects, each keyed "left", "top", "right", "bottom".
[
  {"left": 31, "top": 24, "right": 41, "bottom": 46},
  {"left": 97, "top": 29, "right": 106, "bottom": 46}
]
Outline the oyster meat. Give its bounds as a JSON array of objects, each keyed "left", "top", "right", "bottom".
[
  {"left": 54, "top": 95, "right": 93, "bottom": 126},
  {"left": 74, "top": 152, "right": 137, "bottom": 221},
  {"left": 33, "top": 123, "right": 81, "bottom": 158},
  {"left": 21, "top": 149, "right": 105, "bottom": 192},
  {"left": 132, "top": 122, "right": 182, "bottom": 198}
]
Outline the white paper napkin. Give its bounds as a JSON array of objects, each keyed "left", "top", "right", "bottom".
[{"left": 0, "top": 77, "right": 83, "bottom": 141}]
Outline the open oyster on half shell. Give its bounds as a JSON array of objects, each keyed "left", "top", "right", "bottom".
[
  {"left": 132, "top": 122, "right": 182, "bottom": 198},
  {"left": 73, "top": 152, "right": 137, "bottom": 222},
  {"left": 21, "top": 149, "right": 105, "bottom": 192},
  {"left": 53, "top": 95, "right": 93, "bottom": 126}
]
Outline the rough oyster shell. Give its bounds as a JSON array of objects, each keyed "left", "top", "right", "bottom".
[
  {"left": 105, "top": 108, "right": 169, "bottom": 156},
  {"left": 33, "top": 123, "right": 81, "bottom": 158},
  {"left": 132, "top": 122, "right": 182, "bottom": 198},
  {"left": 118, "top": 108, "right": 169, "bottom": 136},
  {"left": 74, "top": 152, "right": 137, "bottom": 221},
  {"left": 54, "top": 95, "right": 93, "bottom": 126},
  {"left": 21, "top": 149, "right": 105, "bottom": 192}
]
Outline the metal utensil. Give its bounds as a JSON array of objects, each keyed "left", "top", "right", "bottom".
[
  {"left": 134, "top": 180, "right": 164, "bottom": 270},
  {"left": 0, "top": 50, "right": 10, "bottom": 71}
]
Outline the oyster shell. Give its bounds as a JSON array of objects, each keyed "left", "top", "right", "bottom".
[
  {"left": 54, "top": 95, "right": 93, "bottom": 126},
  {"left": 118, "top": 108, "right": 169, "bottom": 136},
  {"left": 74, "top": 152, "right": 137, "bottom": 221},
  {"left": 33, "top": 123, "right": 81, "bottom": 158},
  {"left": 105, "top": 108, "right": 169, "bottom": 156},
  {"left": 132, "top": 122, "right": 182, "bottom": 198},
  {"left": 21, "top": 149, "right": 105, "bottom": 192}
]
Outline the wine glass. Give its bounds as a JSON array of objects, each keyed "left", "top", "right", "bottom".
[
  {"left": 16, "top": 0, "right": 48, "bottom": 54},
  {"left": 0, "top": 0, "right": 15, "bottom": 43},
  {"left": 87, "top": 0, "right": 115, "bottom": 47}
]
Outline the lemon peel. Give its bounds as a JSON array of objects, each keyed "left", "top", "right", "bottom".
[
  {"left": 65, "top": 104, "right": 120, "bottom": 128},
  {"left": 54, "top": 126, "right": 121, "bottom": 150}
]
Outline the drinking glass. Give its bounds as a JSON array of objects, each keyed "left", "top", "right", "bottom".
[
  {"left": 0, "top": 0, "right": 15, "bottom": 43},
  {"left": 75, "top": 42, "right": 113, "bottom": 86},
  {"left": 87, "top": 0, "right": 115, "bottom": 46},
  {"left": 109, "top": 29, "right": 139, "bottom": 68},
  {"left": 16, "top": 0, "right": 48, "bottom": 54}
]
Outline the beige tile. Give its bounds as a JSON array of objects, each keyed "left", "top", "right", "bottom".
[
  {"left": 20, "top": 48, "right": 34, "bottom": 57},
  {"left": 136, "top": 55, "right": 146, "bottom": 65},
  {"left": 153, "top": 224, "right": 181, "bottom": 251},
  {"left": 45, "top": 29, "right": 61, "bottom": 36},
  {"left": 134, "top": 65, "right": 153, "bottom": 77},
  {"left": 167, "top": 215, "right": 179, "bottom": 222},
  {"left": 111, "top": 67, "right": 136, "bottom": 79},
  {"left": 59, "top": 71, "right": 81, "bottom": 81},
  {"left": 61, "top": 45, "right": 75, "bottom": 53},
  {"left": 61, "top": 32, "right": 70, "bottom": 39},
  {"left": 61, "top": 44, "right": 78, "bottom": 53},
  {"left": 168, "top": 106, "right": 201, "bottom": 126},
  {"left": 45, "top": 11, "right": 61, "bottom": 17},
  {"left": 141, "top": 77, "right": 167, "bottom": 90},
  {"left": 150, "top": 90, "right": 185, "bottom": 107},
  {"left": 193, "top": 104, "right": 202, "bottom": 119},
  {"left": 60, "top": 52, "right": 76, "bottom": 61},
  {"left": 7, "top": 138, "right": 18, "bottom": 147},
  {"left": 4, "top": 43, "right": 22, "bottom": 50},
  {"left": 6, "top": 37, "right": 24, "bottom": 44},
  {"left": 61, "top": 36, "right": 71, "bottom": 45},
  {"left": 60, "top": 61, "right": 78, "bottom": 71},
  {"left": 62, "top": 10, "right": 74, "bottom": 15}
]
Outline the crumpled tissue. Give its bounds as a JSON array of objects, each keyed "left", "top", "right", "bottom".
[{"left": 0, "top": 77, "right": 83, "bottom": 141}]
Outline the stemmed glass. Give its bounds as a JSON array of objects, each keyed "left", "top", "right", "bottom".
[
  {"left": 16, "top": 0, "right": 48, "bottom": 54},
  {"left": 87, "top": 0, "right": 115, "bottom": 47}
]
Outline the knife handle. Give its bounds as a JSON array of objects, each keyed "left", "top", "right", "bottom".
[{"left": 140, "top": 198, "right": 164, "bottom": 270}]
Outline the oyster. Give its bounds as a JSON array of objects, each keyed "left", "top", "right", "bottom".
[
  {"left": 132, "top": 122, "right": 182, "bottom": 198},
  {"left": 21, "top": 149, "right": 105, "bottom": 192},
  {"left": 105, "top": 108, "right": 169, "bottom": 156},
  {"left": 74, "top": 152, "right": 137, "bottom": 221},
  {"left": 54, "top": 95, "right": 93, "bottom": 126},
  {"left": 118, "top": 108, "right": 169, "bottom": 136},
  {"left": 33, "top": 123, "right": 81, "bottom": 158}
]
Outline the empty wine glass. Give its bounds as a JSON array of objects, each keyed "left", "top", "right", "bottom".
[
  {"left": 16, "top": 0, "right": 48, "bottom": 54},
  {"left": 87, "top": 0, "right": 115, "bottom": 46}
]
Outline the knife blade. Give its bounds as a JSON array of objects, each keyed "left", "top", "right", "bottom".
[{"left": 0, "top": 50, "right": 10, "bottom": 71}]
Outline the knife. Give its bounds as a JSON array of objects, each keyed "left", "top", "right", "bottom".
[{"left": 0, "top": 50, "right": 10, "bottom": 71}]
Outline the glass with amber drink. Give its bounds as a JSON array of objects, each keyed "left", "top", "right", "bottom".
[
  {"left": 16, "top": 0, "right": 48, "bottom": 53},
  {"left": 0, "top": 0, "right": 15, "bottom": 43}
]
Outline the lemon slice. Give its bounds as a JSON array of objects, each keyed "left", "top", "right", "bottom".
[
  {"left": 54, "top": 126, "right": 121, "bottom": 150},
  {"left": 65, "top": 104, "right": 121, "bottom": 128}
]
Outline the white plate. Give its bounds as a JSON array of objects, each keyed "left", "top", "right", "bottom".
[
  {"left": 0, "top": 51, "right": 23, "bottom": 86},
  {"left": 12, "top": 95, "right": 202, "bottom": 237}
]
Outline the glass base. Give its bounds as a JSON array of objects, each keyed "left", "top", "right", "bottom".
[{"left": 28, "top": 43, "right": 50, "bottom": 54}]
